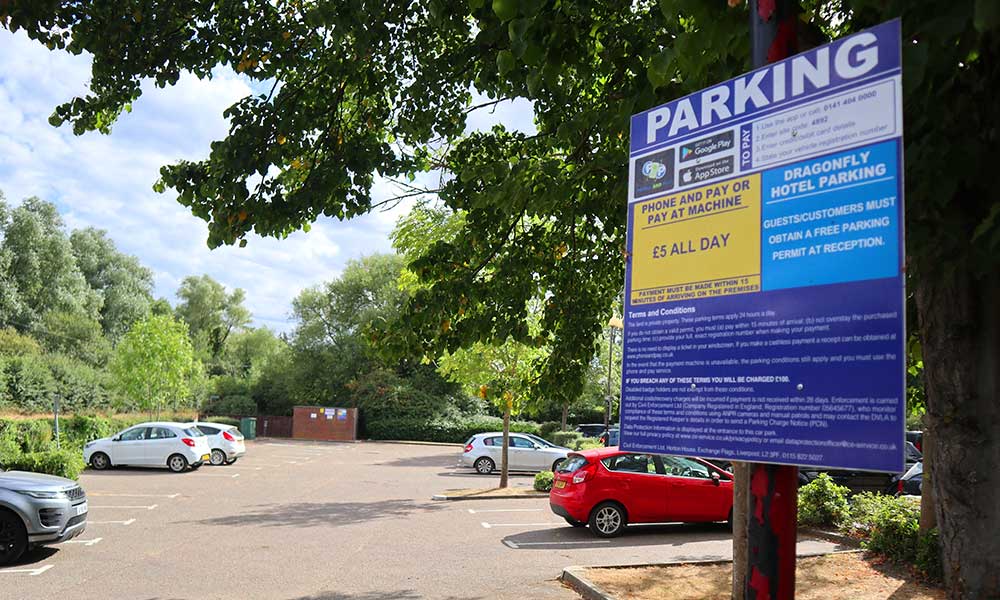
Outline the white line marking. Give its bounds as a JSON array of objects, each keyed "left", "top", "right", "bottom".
[
  {"left": 88, "top": 518, "right": 135, "bottom": 525},
  {"left": 188, "top": 473, "right": 241, "bottom": 478},
  {"left": 467, "top": 508, "right": 543, "bottom": 514},
  {"left": 64, "top": 537, "right": 103, "bottom": 546},
  {"left": 88, "top": 493, "right": 179, "bottom": 499},
  {"left": 503, "top": 540, "right": 519, "bottom": 549},
  {"left": 0, "top": 564, "right": 53, "bottom": 575},
  {"left": 480, "top": 522, "right": 560, "bottom": 528},
  {"left": 512, "top": 540, "right": 612, "bottom": 546},
  {"left": 90, "top": 504, "right": 157, "bottom": 510}
]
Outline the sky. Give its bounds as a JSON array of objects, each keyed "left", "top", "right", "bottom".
[{"left": 0, "top": 30, "right": 534, "bottom": 332}]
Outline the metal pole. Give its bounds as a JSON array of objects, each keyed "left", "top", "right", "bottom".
[
  {"left": 53, "top": 394, "right": 60, "bottom": 450},
  {"left": 605, "top": 326, "right": 613, "bottom": 440},
  {"left": 743, "top": 2, "right": 800, "bottom": 599}
]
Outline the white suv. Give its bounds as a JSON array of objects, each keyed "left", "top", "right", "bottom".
[
  {"left": 83, "top": 422, "right": 211, "bottom": 473},
  {"left": 194, "top": 422, "right": 246, "bottom": 465}
]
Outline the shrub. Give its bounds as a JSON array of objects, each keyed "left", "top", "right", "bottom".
[
  {"left": 916, "top": 528, "right": 943, "bottom": 581},
  {"left": 364, "top": 415, "right": 541, "bottom": 443},
  {"left": 550, "top": 431, "right": 583, "bottom": 448},
  {"left": 575, "top": 437, "right": 604, "bottom": 451},
  {"left": 862, "top": 495, "right": 920, "bottom": 563},
  {"left": 20, "top": 419, "right": 53, "bottom": 453},
  {"left": 0, "top": 436, "right": 21, "bottom": 468},
  {"left": 203, "top": 416, "right": 241, "bottom": 427},
  {"left": 534, "top": 470, "right": 554, "bottom": 492},
  {"left": 5, "top": 449, "right": 86, "bottom": 480},
  {"left": 203, "top": 394, "right": 257, "bottom": 416},
  {"left": 538, "top": 421, "right": 562, "bottom": 439},
  {"left": 797, "top": 473, "right": 850, "bottom": 527}
]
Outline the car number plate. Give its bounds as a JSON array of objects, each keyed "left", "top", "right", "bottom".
[
  {"left": 76, "top": 502, "right": 88, "bottom": 516},
  {"left": 554, "top": 480, "right": 566, "bottom": 489},
  {"left": 201, "top": 454, "right": 211, "bottom": 461}
]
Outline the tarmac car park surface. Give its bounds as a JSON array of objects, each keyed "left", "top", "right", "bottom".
[{"left": 2, "top": 441, "right": 843, "bottom": 600}]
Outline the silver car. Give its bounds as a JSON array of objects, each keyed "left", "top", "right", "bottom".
[
  {"left": 0, "top": 470, "right": 88, "bottom": 565},
  {"left": 459, "top": 432, "right": 570, "bottom": 474}
]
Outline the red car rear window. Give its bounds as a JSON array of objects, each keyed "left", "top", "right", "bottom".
[{"left": 557, "top": 456, "right": 588, "bottom": 473}]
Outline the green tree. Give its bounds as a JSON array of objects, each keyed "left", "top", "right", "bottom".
[
  {"left": 439, "top": 339, "right": 545, "bottom": 488},
  {"left": 37, "top": 310, "right": 112, "bottom": 367},
  {"left": 0, "top": 196, "right": 101, "bottom": 329},
  {"left": 174, "top": 275, "right": 251, "bottom": 364},
  {"left": 70, "top": 227, "right": 154, "bottom": 340},
  {"left": 12, "top": 2, "right": 1000, "bottom": 593},
  {"left": 109, "top": 314, "right": 196, "bottom": 417}
]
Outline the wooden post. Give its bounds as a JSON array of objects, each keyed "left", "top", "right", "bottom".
[{"left": 742, "top": 2, "right": 800, "bottom": 598}]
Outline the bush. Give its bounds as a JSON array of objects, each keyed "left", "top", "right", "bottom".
[
  {"left": 798, "top": 473, "right": 850, "bottom": 527},
  {"left": 534, "top": 470, "right": 554, "bottom": 492},
  {"left": 538, "top": 421, "right": 562, "bottom": 439},
  {"left": 202, "top": 416, "right": 241, "bottom": 427},
  {"left": 4, "top": 449, "right": 85, "bottom": 480},
  {"left": 575, "top": 437, "right": 604, "bottom": 451},
  {"left": 20, "top": 419, "right": 53, "bottom": 453},
  {"left": 203, "top": 394, "right": 257, "bottom": 416},
  {"left": 841, "top": 493, "right": 941, "bottom": 581},
  {"left": 365, "top": 415, "right": 541, "bottom": 443},
  {"left": 550, "top": 431, "right": 583, "bottom": 448}
]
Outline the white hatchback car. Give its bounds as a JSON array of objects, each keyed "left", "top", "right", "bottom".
[
  {"left": 83, "top": 422, "right": 211, "bottom": 473},
  {"left": 194, "top": 422, "right": 246, "bottom": 466},
  {"left": 459, "top": 432, "right": 571, "bottom": 474}
]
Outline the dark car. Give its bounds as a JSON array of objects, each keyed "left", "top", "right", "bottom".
[
  {"left": 891, "top": 461, "right": 922, "bottom": 495},
  {"left": 906, "top": 430, "right": 923, "bottom": 453},
  {"left": 801, "top": 441, "right": 923, "bottom": 493},
  {"left": 574, "top": 424, "right": 607, "bottom": 438}
]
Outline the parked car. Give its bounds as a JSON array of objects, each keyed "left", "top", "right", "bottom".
[
  {"left": 0, "top": 469, "right": 88, "bottom": 565},
  {"left": 549, "top": 448, "right": 734, "bottom": 538},
  {"left": 598, "top": 428, "right": 619, "bottom": 447},
  {"left": 906, "top": 430, "right": 923, "bottom": 452},
  {"left": 460, "top": 433, "right": 571, "bottom": 474},
  {"left": 194, "top": 422, "right": 247, "bottom": 466},
  {"left": 574, "top": 424, "right": 607, "bottom": 438},
  {"left": 892, "top": 461, "right": 922, "bottom": 496},
  {"left": 800, "top": 441, "right": 923, "bottom": 493},
  {"left": 83, "top": 422, "right": 211, "bottom": 473}
]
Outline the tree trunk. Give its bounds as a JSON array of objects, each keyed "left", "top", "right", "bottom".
[
  {"left": 914, "top": 260, "right": 1000, "bottom": 598},
  {"left": 731, "top": 461, "right": 748, "bottom": 600},
  {"left": 500, "top": 404, "right": 510, "bottom": 489},
  {"left": 919, "top": 428, "right": 936, "bottom": 533},
  {"left": 561, "top": 402, "right": 568, "bottom": 431}
]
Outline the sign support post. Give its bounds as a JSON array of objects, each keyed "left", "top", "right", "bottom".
[{"left": 745, "top": 2, "right": 799, "bottom": 598}]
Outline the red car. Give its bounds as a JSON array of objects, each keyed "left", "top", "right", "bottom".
[{"left": 549, "top": 447, "right": 734, "bottom": 537}]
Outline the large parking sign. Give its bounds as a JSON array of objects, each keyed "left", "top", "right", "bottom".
[{"left": 620, "top": 20, "right": 905, "bottom": 472}]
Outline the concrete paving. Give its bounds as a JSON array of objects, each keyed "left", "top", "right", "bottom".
[{"left": 3, "top": 441, "right": 848, "bottom": 599}]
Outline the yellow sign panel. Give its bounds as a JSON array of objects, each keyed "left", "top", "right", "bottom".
[{"left": 630, "top": 174, "right": 761, "bottom": 305}]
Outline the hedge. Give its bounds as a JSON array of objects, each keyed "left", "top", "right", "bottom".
[
  {"left": 3, "top": 449, "right": 86, "bottom": 480},
  {"left": 0, "top": 413, "right": 200, "bottom": 453},
  {"left": 534, "top": 471, "right": 554, "bottom": 492},
  {"left": 797, "top": 473, "right": 851, "bottom": 527},
  {"left": 365, "top": 415, "right": 541, "bottom": 443}
]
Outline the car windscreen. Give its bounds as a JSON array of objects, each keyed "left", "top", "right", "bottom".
[
  {"left": 556, "top": 455, "right": 588, "bottom": 473},
  {"left": 525, "top": 434, "right": 555, "bottom": 447},
  {"left": 183, "top": 427, "right": 205, "bottom": 437}
]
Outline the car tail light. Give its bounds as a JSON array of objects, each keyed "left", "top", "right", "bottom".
[
  {"left": 181, "top": 438, "right": 196, "bottom": 447},
  {"left": 897, "top": 479, "right": 904, "bottom": 494},
  {"left": 223, "top": 431, "right": 235, "bottom": 442},
  {"left": 464, "top": 443, "right": 473, "bottom": 453},
  {"left": 572, "top": 465, "right": 593, "bottom": 484}
]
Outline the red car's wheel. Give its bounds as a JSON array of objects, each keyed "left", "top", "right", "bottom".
[{"left": 589, "top": 502, "right": 627, "bottom": 538}]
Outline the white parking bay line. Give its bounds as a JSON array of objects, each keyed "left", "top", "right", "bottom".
[
  {"left": 506, "top": 540, "right": 611, "bottom": 548},
  {"left": 481, "top": 522, "right": 558, "bottom": 529},
  {"left": 0, "top": 565, "right": 52, "bottom": 576},
  {"left": 88, "top": 493, "right": 179, "bottom": 499},
  {"left": 64, "top": 537, "right": 103, "bottom": 546},
  {"left": 88, "top": 518, "right": 135, "bottom": 526},
  {"left": 188, "top": 472, "right": 241, "bottom": 478},
  {"left": 467, "top": 508, "right": 543, "bottom": 514},
  {"left": 90, "top": 504, "right": 157, "bottom": 510}
]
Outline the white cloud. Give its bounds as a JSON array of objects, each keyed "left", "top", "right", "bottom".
[{"left": 0, "top": 29, "right": 535, "bottom": 333}]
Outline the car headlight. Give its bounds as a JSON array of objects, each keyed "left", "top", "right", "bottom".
[{"left": 16, "top": 490, "right": 67, "bottom": 499}]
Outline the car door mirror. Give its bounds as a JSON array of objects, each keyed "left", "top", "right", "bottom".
[
  {"left": 711, "top": 472, "right": 721, "bottom": 486},
  {"left": 112, "top": 435, "right": 121, "bottom": 442},
  {"left": 533, "top": 443, "right": 543, "bottom": 450}
]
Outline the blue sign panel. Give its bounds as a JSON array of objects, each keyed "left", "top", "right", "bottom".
[{"left": 620, "top": 20, "right": 905, "bottom": 472}]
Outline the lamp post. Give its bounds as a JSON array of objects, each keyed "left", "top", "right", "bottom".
[{"left": 605, "top": 316, "right": 624, "bottom": 443}]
